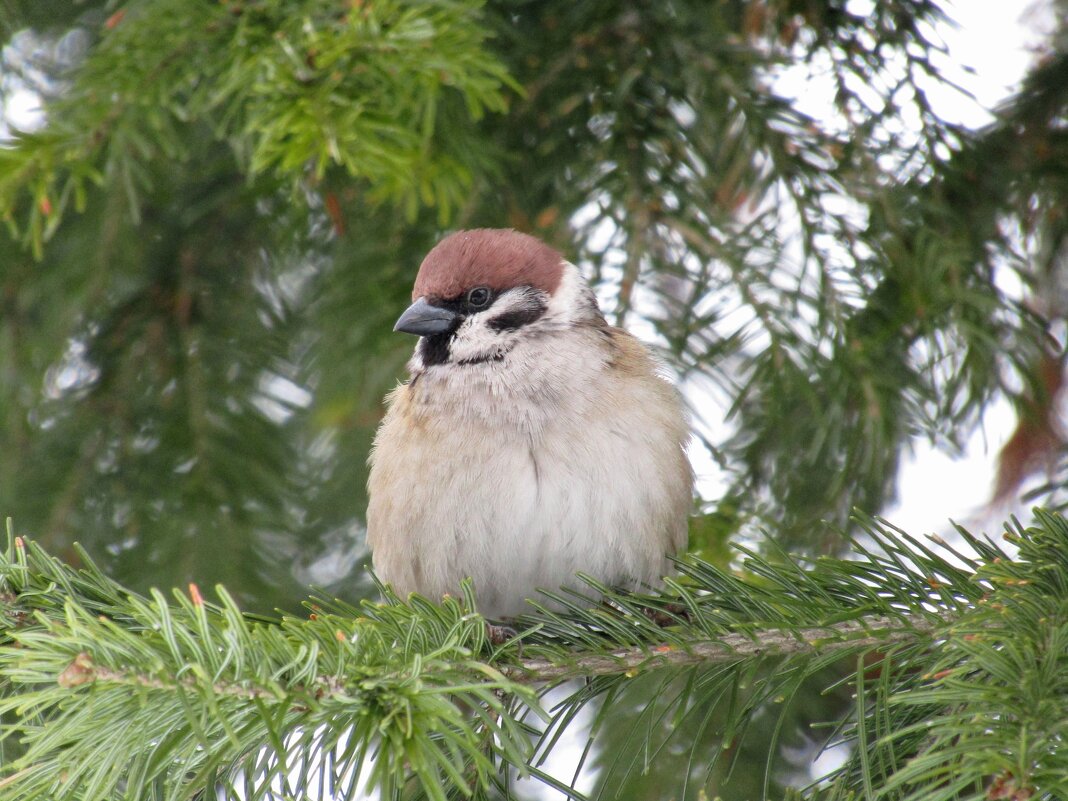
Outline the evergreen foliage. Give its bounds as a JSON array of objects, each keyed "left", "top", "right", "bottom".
[
  {"left": 2, "top": 511, "right": 1068, "bottom": 800},
  {"left": 2, "top": 0, "right": 1067, "bottom": 798}
]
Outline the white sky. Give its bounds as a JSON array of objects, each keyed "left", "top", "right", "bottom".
[
  {"left": 883, "top": 0, "right": 1055, "bottom": 539},
  {"left": 683, "top": 0, "right": 1057, "bottom": 543}
]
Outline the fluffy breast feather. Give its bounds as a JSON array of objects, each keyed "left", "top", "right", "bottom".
[{"left": 366, "top": 323, "right": 692, "bottom": 618}]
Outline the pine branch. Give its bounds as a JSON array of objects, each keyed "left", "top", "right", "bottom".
[
  {"left": 1, "top": 510, "right": 1066, "bottom": 799},
  {"left": 504, "top": 614, "right": 943, "bottom": 683},
  {"left": 0, "top": 0, "right": 515, "bottom": 253},
  {"left": 25, "top": 612, "right": 944, "bottom": 695}
]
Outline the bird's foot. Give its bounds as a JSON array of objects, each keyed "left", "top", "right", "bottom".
[
  {"left": 640, "top": 601, "right": 691, "bottom": 628},
  {"left": 485, "top": 622, "right": 519, "bottom": 645}
]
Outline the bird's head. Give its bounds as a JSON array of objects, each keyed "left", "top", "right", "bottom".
[{"left": 396, "top": 229, "right": 602, "bottom": 369}]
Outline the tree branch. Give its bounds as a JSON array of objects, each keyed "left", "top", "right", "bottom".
[
  {"left": 39, "top": 612, "right": 943, "bottom": 704},
  {"left": 504, "top": 613, "right": 942, "bottom": 682}
]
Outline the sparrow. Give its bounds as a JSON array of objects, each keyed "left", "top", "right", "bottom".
[{"left": 367, "top": 229, "right": 692, "bottom": 619}]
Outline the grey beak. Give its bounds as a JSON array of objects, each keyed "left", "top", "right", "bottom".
[{"left": 394, "top": 297, "right": 459, "bottom": 336}]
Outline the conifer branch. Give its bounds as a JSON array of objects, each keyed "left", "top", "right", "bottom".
[
  {"left": 29, "top": 611, "right": 946, "bottom": 697},
  {"left": 3, "top": 2, "right": 1067, "bottom": 798},
  {"left": 3, "top": 511, "right": 1066, "bottom": 800},
  {"left": 503, "top": 613, "right": 943, "bottom": 682}
]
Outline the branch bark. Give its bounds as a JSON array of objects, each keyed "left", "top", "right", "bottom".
[
  {"left": 41, "top": 612, "right": 944, "bottom": 701},
  {"left": 503, "top": 614, "right": 943, "bottom": 683}
]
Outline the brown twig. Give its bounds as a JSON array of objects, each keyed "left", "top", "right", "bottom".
[
  {"left": 502, "top": 614, "right": 943, "bottom": 683},
  {"left": 44, "top": 614, "right": 943, "bottom": 700}
]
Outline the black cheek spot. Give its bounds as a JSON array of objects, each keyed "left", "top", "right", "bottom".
[{"left": 488, "top": 298, "right": 548, "bottom": 332}]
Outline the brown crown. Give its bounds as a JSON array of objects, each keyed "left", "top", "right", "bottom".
[{"left": 413, "top": 229, "right": 565, "bottom": 301}]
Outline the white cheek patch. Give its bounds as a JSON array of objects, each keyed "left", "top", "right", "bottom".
[
  {"left": 448, "top": 318, "right": 509, "bottom": 364},
  {"left": 411, "top": 263, "right": 601, "bottom": 370},
  {"left": 446, "top": 286, "right": 549, "bottom": 364},
  {"left": 547, "top": 262, "right": 600, "bottom": 325},
  {"left": 547, "top": 262, "right": 580, "bottom": 318}
]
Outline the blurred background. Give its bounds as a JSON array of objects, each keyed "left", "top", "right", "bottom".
[{"left": 1, "top": 1, "right": 1066, "bottom": 798}]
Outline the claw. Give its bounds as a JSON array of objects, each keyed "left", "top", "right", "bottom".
[{"left": 486, "top": 622, "right": 518, "bottom": 645}]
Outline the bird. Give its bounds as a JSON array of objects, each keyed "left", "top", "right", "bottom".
[{"left": 366, "top": 228, "right": 692, "bottom": 620}]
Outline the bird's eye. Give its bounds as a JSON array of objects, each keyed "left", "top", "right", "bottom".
[{"left": 466, "top": 286, "right": 493, "bottom": 310}]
